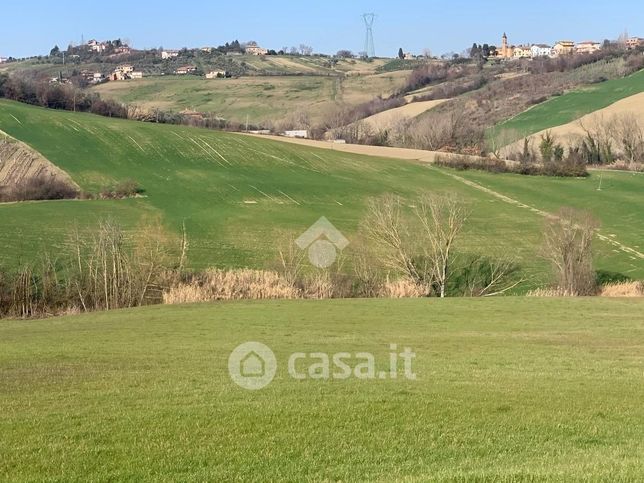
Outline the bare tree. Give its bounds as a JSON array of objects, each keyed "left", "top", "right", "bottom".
[
  {"left": 542, "top": 208, "right": 600, "bottom": 296},
  {"left": 414, "top": 194, "right": 468, "bottom": 298},
  {"left": 362, "top": 194, "right": 421, "bottom": 285},
  {"left": 613, "top": 113, "right": 644, "bottom": 163}
]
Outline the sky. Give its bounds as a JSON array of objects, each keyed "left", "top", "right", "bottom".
[{"left": 1, "top": 0, "right": 642, "bottom": 58}]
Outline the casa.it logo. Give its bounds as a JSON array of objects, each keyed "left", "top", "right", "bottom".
[
  {"left": 296, "top": 217, "right": 349, "bottom": 268},
  {"left": 228, "top": 342, "right": 277, "bottom": 391}
]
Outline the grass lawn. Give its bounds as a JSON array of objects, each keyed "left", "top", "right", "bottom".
[
  {"left": 495, "top": 68, "right": 644, "bottom": 141},
  {"left": 1, "top": 297, "right": 643, "bottom": 481}
]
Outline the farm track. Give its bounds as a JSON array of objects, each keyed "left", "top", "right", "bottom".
[{"left": 436, "top": 168, "right": 644, "bottom": 261}]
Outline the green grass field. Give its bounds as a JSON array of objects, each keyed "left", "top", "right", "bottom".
[
  {"left": 496, "top": 68, "right": 644, "bottom": 141},
  {"left": 92, "top": 71, "right": 408, "bottom": 124},
  {"left": 1, "top": 297, "right": 643, "bottom": 480},
  {"left": 0, "top": 100, "right": 643, "bottom": 286}
]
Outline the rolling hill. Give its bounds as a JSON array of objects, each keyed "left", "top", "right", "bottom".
[
  {"left": 0, "top": 99, "right": 643, "bottom": 286},
  {"left": 495, "top": 68, "right": 644, "bottom": 144}
]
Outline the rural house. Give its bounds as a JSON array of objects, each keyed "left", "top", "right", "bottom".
[
  {"left": 575, "top": 41, "right": 601, "bottom": 54},
  {"left": 205, "top": 70, "right": 227, "bottom": 79},
  {"left": 162, "top": 50, "right": 180, "bottom": 60},
  {"left": 87, "top": 39, "right": 107, "bottom": 53},
  {"left": 175, "top": 65, "right": 197, "bottom": 75},
  {"left": 553, "top": 41, "right": 575, "bottom": 56},
  {"left": 626, "top": 37, "right": 644, "bottom": 49},
  {"left": 112, "top": 64, "right": 135, "bottom": 81},
  {"left": 245, "top": 43, "right": 269, "bottom": 56}
]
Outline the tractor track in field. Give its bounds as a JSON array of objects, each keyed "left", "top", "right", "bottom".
[{"left": 436, "top": 168, "right": 644, "bottom": 261}]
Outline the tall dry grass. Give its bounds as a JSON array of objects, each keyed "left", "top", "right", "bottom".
[
  {"left": 163, "top": 269, "right": 300, "bottom": 304},
  {"left": 599, "top": 281, "right": 644, "bottom": 297}
]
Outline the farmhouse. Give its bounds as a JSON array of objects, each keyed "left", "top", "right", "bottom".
[
  {"left": 162, "top": 50, "right": 180, "bottom": 60},
  {"left": 245, "top": 44, "right": 269, "bottom": 56},
  {"left": 176, "top": 65, "right": 197, "bottom": 75},
  {"left": 130, "top": 71, "right": 144, "bottom": 79},
  {"left": 553, "top": 41, "right": 575, "bottom": 56},
  {"left": 87, "top": 39, "right": 107, "bottom": 53},
  {"left": 575, "top": 41, "right": 601, "bottom": 54},
  {"left": 626, "top": 37, "right": 644, "bottom": 49},
  {"left": 205, "top": 70, "right": 227, "bottom": 79},
  {"left": 0, "top": 57, "right": 8, "bottom": 64},
  {"left": 114, "top": 45, "right": 132, "bottom": 55},
  {"left": 112, "top": 64, "right": 135, "bottom": 81}
]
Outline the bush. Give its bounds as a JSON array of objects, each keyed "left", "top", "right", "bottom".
[
  {"left": 99, "top": 179, "right": 143, "bottom": 199},
  {"left": 0, "top": 173, "right": 78, "bottom": 202}
]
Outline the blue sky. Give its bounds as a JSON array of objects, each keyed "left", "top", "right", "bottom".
[{"left": 1, "top": 0, "right": 642, "bottom": 58}]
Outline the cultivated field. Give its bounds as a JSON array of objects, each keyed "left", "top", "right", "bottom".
[
  {"left": 502, "top": 91, "right": 644, "bottom": 153},
  {"left": 495, "top": 68, "right": 644, "bottom": 143},
  {"left": 92, "top": 70, "right": 410, "bottom": 124},
  {"left": 1, "top": 297, "right": 643, "bottom": 480},
  {"left": 0, "top": 100, "right": 643, "bottom": 286}
]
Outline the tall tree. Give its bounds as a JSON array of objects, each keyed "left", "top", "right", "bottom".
[{"left": 398, "top": 48, "right": 404, "bottom": 59}]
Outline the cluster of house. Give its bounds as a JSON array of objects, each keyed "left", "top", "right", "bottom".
[
  {"left": 494, "top": 33, "right": 644, "bottom": 59},
  {"left": 87, "top": 39, "right": 132, "bottom": 56}
]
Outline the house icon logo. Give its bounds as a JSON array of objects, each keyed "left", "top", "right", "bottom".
[
  {"left": 228, "top": 342, "right": 277, "bottom": 390},
  {"left": 295, "top": 217, "right": 349, "bottom": 268}
]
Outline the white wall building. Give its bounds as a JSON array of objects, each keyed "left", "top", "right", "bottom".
[
  {"left": 162, "top": 50, "right": 180, "bottom": 60},
  {"left": 530, "top": 44, "right": 553, "bottom": 58}
]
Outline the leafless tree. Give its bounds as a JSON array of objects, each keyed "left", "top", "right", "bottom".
[
  {"left": 362, "top": 194, "right": 421, "bottom": 285},
  {"left": 541, "top": 208, "right": 600, "bottom": 296},
  {"left": 613, "top": 113, "right": 644, "bottom": 163},
  {"left": 414, "top": 194, "right": 468, "bottom": 298}
]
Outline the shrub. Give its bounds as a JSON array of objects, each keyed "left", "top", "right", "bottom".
[{"left": 0, "top": 173, "right": 78, "bottom": 202}]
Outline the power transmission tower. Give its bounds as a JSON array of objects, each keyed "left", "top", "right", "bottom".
[{"left": 363, "top": 13, "right": 376, "bottom": 58}]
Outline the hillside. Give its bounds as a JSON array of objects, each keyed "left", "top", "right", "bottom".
[
  {"left": 2, "top": 297, "right": 643, "bottom": 480},
  {"left": 91, "top": 71, "right": 409, "bottom": 124},
  {"left": 0, "top": 100, "right": 643, "bottom": 286},
  {"left": 495, "top": 68, "right": 644, "bottom": 144},
  {"left": 502, "top": 91, "right": 644, "bottom": 155}
]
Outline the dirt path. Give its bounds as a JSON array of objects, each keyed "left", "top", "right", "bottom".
[
  {"left": 436, "top": 168, "right": 644, "bottom": 260},
  {"left": 244, "top": 134, "right": 444, "bottom": 163}
]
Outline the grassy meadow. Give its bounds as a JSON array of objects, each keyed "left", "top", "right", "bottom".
[
  {"left": 1, "top": 297, "right": 643, "bottom": 480},
  {"left": 92, "top": 71, "right": 409, "bottom": 124},
  {"left": 0, "top": 100, "right": 643, "bottom": 286},
  {"left": 496, "top": 68, "right": 644, "bottom": 141}
]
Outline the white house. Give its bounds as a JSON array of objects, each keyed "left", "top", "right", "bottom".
[
  {"left": 175, "top": 65, "right": 197, "bottom": 75},
  {"left": 0, "top": 57, "right": 7, "bottom": 64},
  {"left": 531, "top": 44, "right": 553, "bottom": 58},
  {"left": 161, "top": 50, "right": 180, "bottom": 60},
  {"left": 205, "top": 70, "right": 227, "bottom": 79},
  {"left": 130, "top": 71, "right": 144, "bottom": 79},
  {"left": 87, "top": 39, "right": 107, "bottom": 53},
  {"left": 246, "top": 45, "right": 268, "bottom": 56},
  {"left": 283, "top": 130, "right": 309, "bottom": 139}
]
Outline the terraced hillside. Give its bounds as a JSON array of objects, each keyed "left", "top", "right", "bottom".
[{"left": 0, "top": 100, "right": 642, "bottom": 285}]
